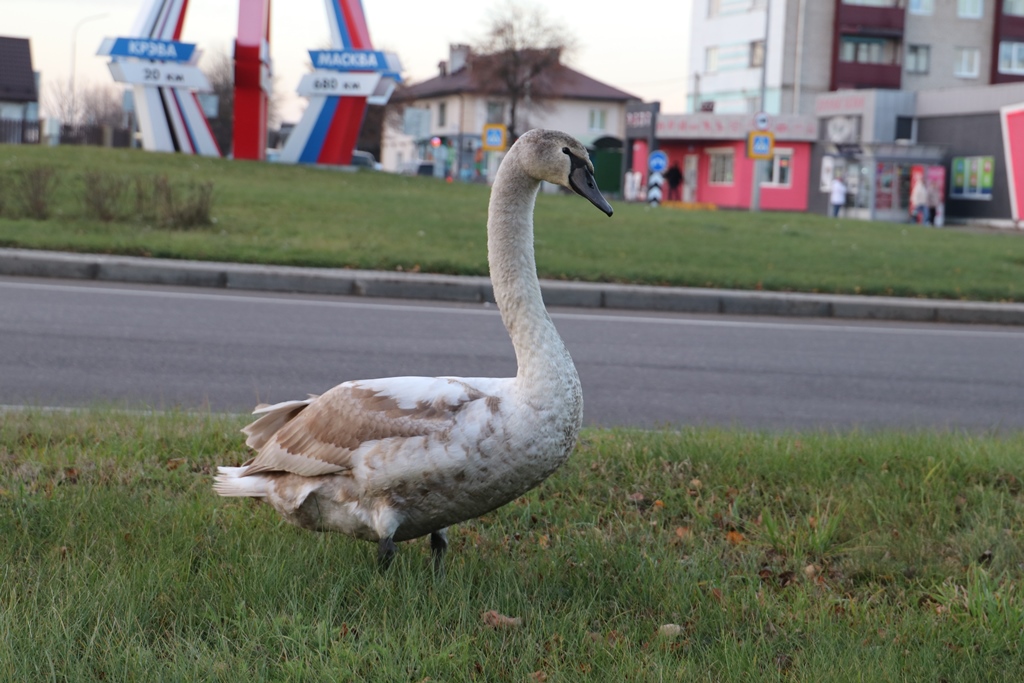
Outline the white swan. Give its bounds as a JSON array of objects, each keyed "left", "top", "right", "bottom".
[{"left": 213, "top": 129, "right": 613, "bottom": 570}]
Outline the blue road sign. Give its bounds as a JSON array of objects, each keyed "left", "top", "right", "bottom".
[
  {"left": 747, "top": 131, "right": 775, "bottom": 159},
  {"left": 105, "top": 38, "right": 195, "bottom": 63},
  {"left": 486, "top": 127, "right": 503, "bottom": 147},
  {"left": 648, "top": 150, "right": 668, "bottom": 173},
  {"left": 309, "top": 50, "right": 400, "bottom": 79}
]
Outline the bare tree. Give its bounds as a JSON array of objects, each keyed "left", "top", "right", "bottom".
[
  {"left": 79, "top": 84, "right": 125, "bottom": 126},
  {"left": 202, "top": 48, "right": 285, "bottom": 154},
  {"left": 202, "top": 50, "right": 235, "bottom": 154},
  {"left": 43, "top": 78, "right": 125, "bottom": 126},
  {"left": 44, "top": 77, "right": 82, "bottom": 125},
  {"left": 473, "top": 1, "right": 578, "bottom": 141}
]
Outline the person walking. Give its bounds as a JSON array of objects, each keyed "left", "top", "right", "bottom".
[
  {"left": 829, "top": 175, "right": 847, "bottom": 218},
  {"left": 910, "top": 176, "right": 928, "bottom": 224},
  {"left": 664, "top": 162, "right": 683, "bottom": 202}
]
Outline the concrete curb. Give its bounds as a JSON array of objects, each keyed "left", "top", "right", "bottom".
[{"left": 3, "top": 247, "right": 1023, "bottom": 326}]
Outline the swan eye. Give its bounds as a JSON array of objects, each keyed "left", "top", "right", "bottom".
[{"left": 562, "top": 147, "right": 570, "bottom": 154}]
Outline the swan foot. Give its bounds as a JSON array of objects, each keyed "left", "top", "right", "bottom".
[
  {"left": 377, "top": 537, "right": 398, "bottom": 571},
  {"left": 430, "top": 528, "right": 449, "bottom": 575}
]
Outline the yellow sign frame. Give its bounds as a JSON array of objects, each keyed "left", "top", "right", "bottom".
[
  {"left": 482, "top": 123, "right": 508, "bottom": 152},
  {"left": 747, "top": 131, "right": 775, "bottom": 160}
]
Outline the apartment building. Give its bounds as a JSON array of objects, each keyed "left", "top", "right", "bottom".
[{"left": 691, "top": 0, "right": 1024, "bottom": 116}]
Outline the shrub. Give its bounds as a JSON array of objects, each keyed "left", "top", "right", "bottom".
[
  {"left": 16, "top": 167, "right": 57, "bottom": 219},
  {"left": 134, "top": 174, "right": 215, "bottom": 229},
  {"left": 82, "top": 170, "right": 128, "bottom": 221}
]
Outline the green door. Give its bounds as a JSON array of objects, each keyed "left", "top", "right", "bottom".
[{"left": 590, "top": 148, "right": 622, "bottom": 195}]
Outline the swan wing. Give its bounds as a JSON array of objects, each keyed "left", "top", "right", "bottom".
[{"left": 238, "top": 376, "right": 509, "bottom": 477}]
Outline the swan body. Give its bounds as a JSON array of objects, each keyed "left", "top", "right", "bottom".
[{"left": 214, "top": 129, "right": 613, "bottom": 569}]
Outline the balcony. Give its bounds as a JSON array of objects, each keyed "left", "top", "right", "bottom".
[
  {"left": 833, "top": 61, "right": 902, "bottom": 90},
  {"left": 837, "top": 2, "right": 905, "bottom": 37}
]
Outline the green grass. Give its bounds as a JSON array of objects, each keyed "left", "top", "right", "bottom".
[
  {"left": 1, "top": 144, "right": 1024, "bottom": 301},
  {"left": 3, "top": 410, "right": 1024, "bottom": 680}
]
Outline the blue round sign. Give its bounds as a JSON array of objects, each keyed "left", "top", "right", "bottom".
[{"left": 648, "top": 150, "right": 668, "bottom": 173}]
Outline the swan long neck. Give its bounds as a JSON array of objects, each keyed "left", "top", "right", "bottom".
[{"left": 487, "top": 154, "right": 577, "bottom": 393}]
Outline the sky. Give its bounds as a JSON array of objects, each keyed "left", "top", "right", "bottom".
[{"left": 6, "top": 0, "right": 691, "bottom": 123}]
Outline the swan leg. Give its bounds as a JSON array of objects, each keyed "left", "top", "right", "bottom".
[
  {"left": 377, "top": 537, "right": 398, "bottom": 571},
  {"left": 430, "top": 528, "right": 449, "bottom": 574}
]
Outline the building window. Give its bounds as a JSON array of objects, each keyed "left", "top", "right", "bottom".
[
  {"left": 908, "top": 0, "right": 934, "bottom": 14},
  {"left": 437, "top": 101, "right": 447, "bottom": 127},
  {"left": 706, "top": 46, "right": 719, "bottom": 73},
  {"left": 957, "top": 0, "right": 983, "bottom": 18},
  {"left": 760, "top": 150, "right": 793, "bottom": 186},
  {"left": 588, "top": 108, "right": 607, "bottom": 132},
  {"left": 708, "top": 149, "right": 734, "bottom": 185},
  {"left": 839, "top": 37, "right": 897, "bottom": 65},
  {"left": 749, "top": 40, "right": 765, "bottom": 68},
  {"left": 843, "top": 0, "right": 900, "bottom": 6},
  {"left": 485, "top": 101, "right": 504, "bottom": 124},
  {"left": 999, "top": 42, "right": 1024, "bottom": 74},
  {"left": 954, "top": 47, "right": 981, "bottom": 77},
  {"left": 1007, "top": 0, "right": 1024, "bottom": 16},
  {"left": 906, "top": 45, "right": 930, "bottom": 74},
  {"left": 709, "top": 0, "right": 762, "bottom": 17},
  {"left": 895, "top": 116, "right": 915, "bottom": 140}
]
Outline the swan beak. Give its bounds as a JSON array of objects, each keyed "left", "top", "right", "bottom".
[{"left": 569, "top": 165, "right": 614, "bottom": 217}]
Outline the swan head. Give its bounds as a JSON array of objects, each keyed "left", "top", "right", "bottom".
[{"left": 514, "top": 129, "right": 614, "bottom": 217}]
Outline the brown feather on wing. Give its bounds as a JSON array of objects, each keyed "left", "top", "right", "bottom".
[{"left": 239, "top": 380, "right": 491, "bottom": 477}]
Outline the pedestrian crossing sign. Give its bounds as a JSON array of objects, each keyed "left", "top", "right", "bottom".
[
  {"left": 482, "top": 124, "right": 507, "bottom": 151},
  {"left": 747, "top": 131, "right": 775, "bottom": 160}
]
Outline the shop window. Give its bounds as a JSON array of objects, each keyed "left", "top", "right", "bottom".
[
  {"left": 954, "top": 47, "right": 981, "bottom": 77},
  {"left": 1007, "top": 0, "right": 1024, "bottom": 16},
  {"left": 906, "top": 45, "right": 930, "bottom": 74},
  {"left": 909, "top": 0, "right": 934, "bottom": 14},
  {"left": 957, "top": 0, "right": 983, "bottom": 18},
  {"left": 999, "top": 42, "right": 1024, "bottom": 75},
  {"left": 760, "top": 150, "right": 793, "bottom": 187},
  {"left": 708, "top": 150, "right": 734, "bottom": 185}
]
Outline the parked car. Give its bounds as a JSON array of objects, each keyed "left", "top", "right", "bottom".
[
  {"left": 350, "top": 150, "right": 381, "bottom": 170},
  {"left": 400, "top": 160, "right": 435, "bottom": 176}
]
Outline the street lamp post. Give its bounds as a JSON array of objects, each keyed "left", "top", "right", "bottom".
[
  {"left": 70, "top": 13, "right": 109, "bottom": 122},
  {"left": 750, "top": 0, "right": 771, "bottom": 213}
]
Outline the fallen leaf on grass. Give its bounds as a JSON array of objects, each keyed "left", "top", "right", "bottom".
[
  {"left": 481, "top": 610, "right": 522, "bottom": 629},
  {"left": 726, "top": 530, "right": 745, "bottom": 545},
  {"left": 529, "top": 672, "right": 548, "bottom": 682},
  {"left": 674, "top": 526, "right": 693, "bottom": 541},
  {"left": 537, "top": 534, "right": 549, "bottom": 549},
  {"left": 166, "top": 458, "right": 186, "bottom": 471},
  {"left": 628, "top": 492, "right": 645, "bottom": 502},
  {"left": 804, "top": 564, "right": 819, "bottom": 580}
]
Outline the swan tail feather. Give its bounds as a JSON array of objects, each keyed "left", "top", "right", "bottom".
[
  {"left": 242, "top": 397, "right": 317, "bottom": 450},
  {"left": 213, "top": 466, "right": 269, "bottom": 497}
]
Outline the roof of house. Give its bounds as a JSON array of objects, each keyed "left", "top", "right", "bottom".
[
  {"left": 398, "top": 54, "right": 639, "bottom": 104},
  {"left": 0, "top": 37, "right": 38, "bottom": 103}
]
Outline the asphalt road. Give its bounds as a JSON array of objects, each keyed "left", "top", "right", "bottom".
[{"left": 2, "top": 276, "right": 1023, "bottom": 432}]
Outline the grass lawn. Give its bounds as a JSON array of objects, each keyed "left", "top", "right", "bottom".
[
  {"left": 2, "top": 410, "right": 1023, "bottom": 681},
  {"left": 1, "top": 144, "right": 1023, "bottom": 302}
]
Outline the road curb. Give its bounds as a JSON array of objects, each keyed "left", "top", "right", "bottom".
[{"left": 2, "top": 248, "right": 1023, "bottom": 326}]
